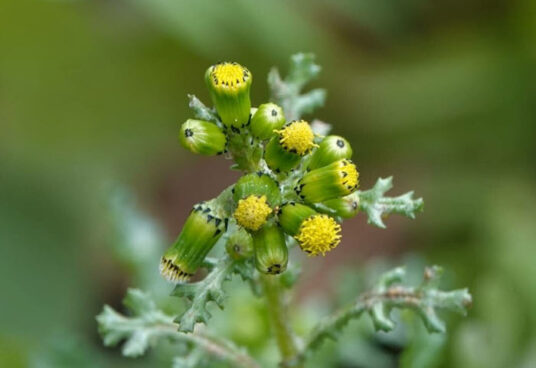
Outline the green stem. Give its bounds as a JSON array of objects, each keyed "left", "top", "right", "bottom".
[{"left": 261, "top": 275, "right": 302, "bottom": 368}]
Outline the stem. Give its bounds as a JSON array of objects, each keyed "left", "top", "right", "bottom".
[
  {"left": 157, "top": 323, "right": 261, "bottom": 368},
  {"left": 261, "top": 275, "right": 302, "bottom": 368}
]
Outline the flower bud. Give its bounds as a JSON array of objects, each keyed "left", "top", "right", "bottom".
[
  {"left": 250, "top": 103, "right": 285, "bottom": 140},
  {"left": 296, "top": 159, "right": 359, "bottom": 203},
  {"left": 308, "top": 135, "right": 353, "bottom": 170},
  {"left": 320, "top": 192, "right": 359, "bottom": 219},
  {"left": 264, "top": 120, "right": 317, "bottom": 172},
  {"left": 179, "top": 119, "right": 227, "bottom": 156},
  {"left": 226, "top": 227, "right": 254, "bottom": 260},
  {"left": 253, "top": 223, "right": 288, "bottom": 275},
  {"left": 279, "top": 202, "right": 341, "bottom": 256},
  {"left": 160, "top": 203, "right": 227, "bottom": 283},
  {"left": 205, "top": 62, "right": 252, "bottom": 129}
]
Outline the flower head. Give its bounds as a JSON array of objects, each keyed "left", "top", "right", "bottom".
[
  {"left": 275, "top": 120, "right": 317, "bottom": 155},
  {"left": 297, "top": 159, "right": 359, "bottom": 203},
  {"left": 253, "top": 223, "right": 288, "bottom": 274},
  {"left": 295, "top": 214, "right": 341, "bottom": 256},
  {"left": 205, "top": 62, "right": 252, "bottom": 129},
  {"left": 234, "top": 195, "right": 273, "bottom": 231},
  {"left": 160, "top": 203, "right": 226, "bottom": 283}
]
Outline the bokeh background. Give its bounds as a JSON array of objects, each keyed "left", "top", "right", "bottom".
[{"left": 1, "top": 0, "right": 535, "bottom": 367}]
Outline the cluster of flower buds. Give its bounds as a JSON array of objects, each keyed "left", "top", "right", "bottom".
[{"left": 161, "top": 61, "right": 360, "bottom": 283}]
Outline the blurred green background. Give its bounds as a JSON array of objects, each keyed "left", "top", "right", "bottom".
[{"left": 1, "top": 0, "right": 535, "bottom": 367}]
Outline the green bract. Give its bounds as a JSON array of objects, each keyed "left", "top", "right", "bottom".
[
  {"left": 179, "top": 119, "right": 227, "bottom": 156},
  {"left": 319, "top": 192, "right": 360, "bottom": 219},
  {"left": 225, "top": 227, "right": 254, "bottom": 260},
  {"left": 160, "top": 203, "right": 226, "bottom": 282},
  {"left": 264, "top": 135, "right": 302, "bottom": 172},
  {"left": 278, "top": 202, "right": 317, "bottom": 236},
  {"left": 232, "top": 172, "right": 281, "bottom": 207},
  {"left": 252, "top": 222, "right": 288, "bottom": 274},
  {"left": 250, "top": 102, "right": 285, "bottom": 140},
  {"left": 297, "top": 159, "right": 359, "bottom": 203},
  {"left": 205, "top": 62, "right": 252, "bottom": 129},
  {"left": 308, "top": 135, "right": 353, "bottom": 170}
]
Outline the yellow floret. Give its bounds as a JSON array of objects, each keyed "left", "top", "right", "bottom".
[
  {"left": 275, "top": 120, "right": 317, "bottom": 155},
  {"left": 295, "top": 214, "right": 341, "bottom": 256},
  {"left": 338, "top": 160, "right": 359, "bottom": 191},
  {"left": 209, "top": 62, "right": 250, "bottom": 89},
  {"left": 234, "top": 195, "right": 272, "bottom": 231}
]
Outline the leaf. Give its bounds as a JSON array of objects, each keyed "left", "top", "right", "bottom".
[
  {"left": 188, "top": 94, "right": 221, "bottom": 125},
  {"left": 96, "top": 288, "right": 260, "bottom": 367},
  {"left": 297, "top": 265, "right": 472, "bottom": 365},
  {"left": 358, "top": 177, "right": 424, "bottom": 228},
  {"left": 96, "top": 289, "right": 174, "bottom": 358},
  {"left": 172, "top": 257, "right": 253, "bottom": 332},
  {"left": 268, "top": 53, "right": 326, "bottom": 121}
]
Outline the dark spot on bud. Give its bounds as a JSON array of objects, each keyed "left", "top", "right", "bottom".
[
  {"left": 206, "top": 214, "right": 214, "bottom": 222},
  {"left": 233, "top": 245, "right": 240, "bottom": 252},
  {"left": 256, "top": 171, "right": 263, "bottom": 177},
  {"left": 203, "top": 207, "right": 211, "bottom": 213},
  {"left": 336, "top": 139, "right": 344, "bottom": 148},
  {"left": 214, "top": 218, "right": 222, "bottom": 227},
  {"left": 271, "top": 109, "right": 277, "bottom": 117},
  {"left": 185, "top": 128, "right": 193, "bottom": 138},
  {"left": 231, "top": 126, "right": 240, "bottom": 134},
  {"left": 224, "top": 218, "right": 229, "bottom": 230},
  {"left": 352, "top": 201, "right": 358, "bottom": 209},
  {"left": 214, "top": 229, "right": 222, "bottom": 237}
]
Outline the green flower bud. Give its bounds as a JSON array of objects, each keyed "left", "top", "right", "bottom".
[
  {"left": 232, "top": 173, "right": 281, "bottom": 231},
  {"left": 279, "top": 202, "right": 342, "bottom": 256},
  {"left": 226, "top": 227, "right": 254, "bottom": 260},
  {"left": 264, "top": 120, "right": 317, "bottom": 172},
  {"left": 250, "top": 103, "right": 285, "bottom": 140},
  {"left": 264, "top": 136, "right": 301, "bottom": 172},
  {"left": 205, "top": 62, "right": 252, "bottom": 129},
  {"left": 308, "top": 135, "right": 353, "bottom": 170},
  {"left": 319, "top": 192, "right": 359, "bottom": 219},
  {"left": 160, "top": 203, "right": 227, "bottom": 283},
  {"left": 296, "top": 159, "right": 359, "bottom": 203},
  {"left": 253, "top": 223, "right": 288, "bottom": 275},
  {"left": 179, "top": 119, "right": 227, "bottom": 156}
]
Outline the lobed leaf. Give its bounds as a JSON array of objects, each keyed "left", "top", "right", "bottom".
[
  {"left": 172, "top": 257, "right": 253, "bottom": 332},
  {"left": 358, "top": 177, "right": 424, "bottom": 228},
  {"left": 268, "top": 53, "right": 326, "bottom": 121}
]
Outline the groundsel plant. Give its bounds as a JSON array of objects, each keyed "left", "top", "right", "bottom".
[{"left": 97, "top": 54, "right": 472, "bottom": 368}]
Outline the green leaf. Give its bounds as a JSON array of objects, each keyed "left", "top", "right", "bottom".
[
  {"left": 296, "top": 265, "right": 472, "bottom": 365},
  {"left": 172, "top": 257, "right": 253, "bottom": 332},
  {"left": 96, "top": 289, "right": 174, "bottom": 358},
  {"left": 97, "top": 288, "right": 260, "bottom": 367},
  {"left": 268, "top": 53, "right": 326, "bottom": 120},
  {"left": 358, "top": 177, "right": 424, "bottom": 228},
  {"left": 188, "top": 94, "right": 221, "bottom": 125}
]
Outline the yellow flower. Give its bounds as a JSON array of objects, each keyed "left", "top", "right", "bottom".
[
  {"left": 295, "top": 214, "right": 342, "bottom": 256},
  {"left": 275, "top": 120, "right": 318, "bottom": 155},
  {"left": 209, "top": 62, "right": 251, "bottom": 90},
  {"left": 234, "top": 195, "right": 273, "bottom": 231}
]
